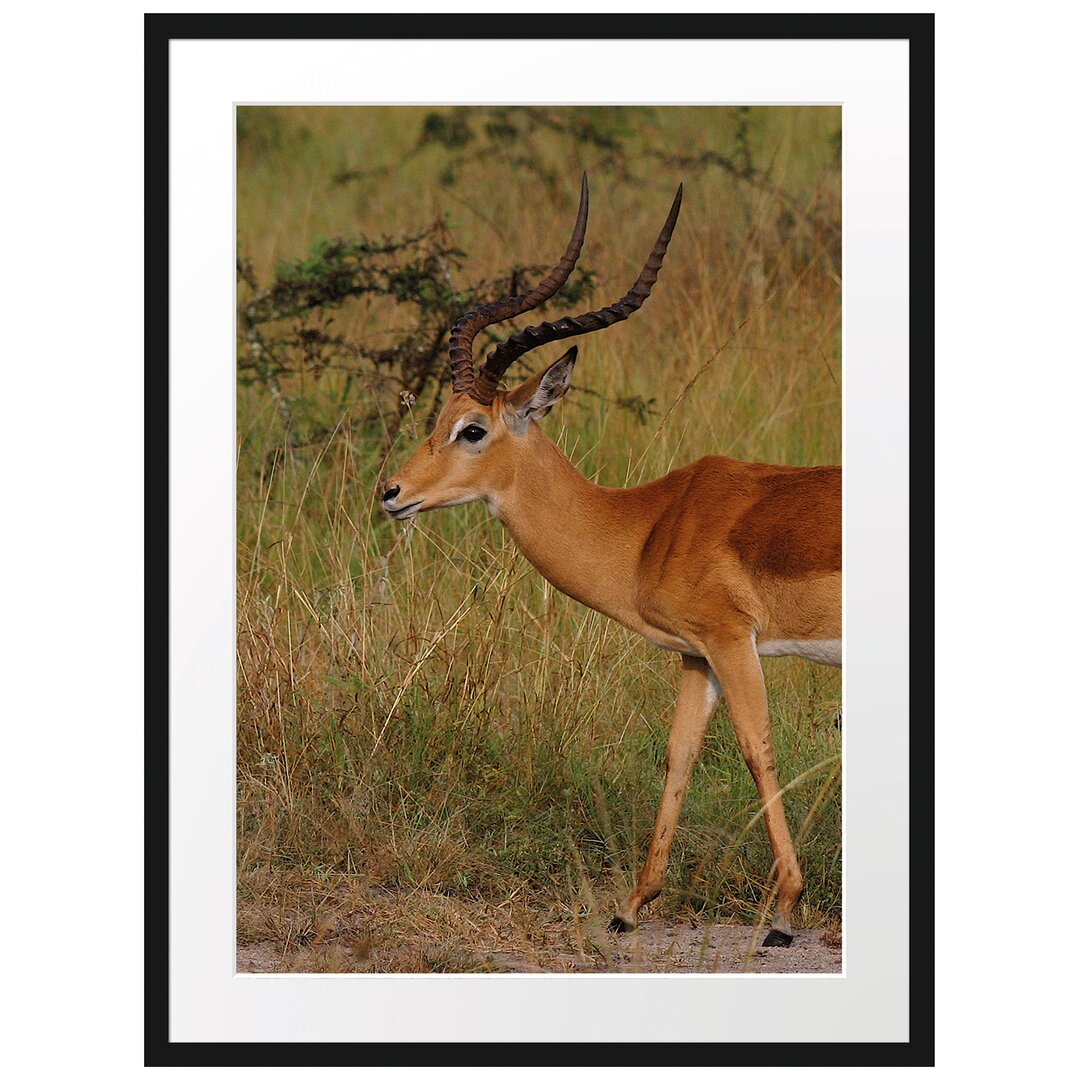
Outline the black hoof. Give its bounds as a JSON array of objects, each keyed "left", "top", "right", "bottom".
[
  {"left": 762, "top": 929, "right": 794, "bottom": 948},
  {"left": 609, "top": 915, "right": 635, "bottom": 933}
]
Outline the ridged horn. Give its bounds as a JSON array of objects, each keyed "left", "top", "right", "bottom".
[
  {"left": 448, "top": 174, "right": 589, "bottom": 396},
  {"left": 472, "top": 185, "right": 683, "bottom": 403}
]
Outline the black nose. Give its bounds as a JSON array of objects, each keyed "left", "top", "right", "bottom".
[{"left": 382, "top": 484, "right": 400, "bottom": 503}]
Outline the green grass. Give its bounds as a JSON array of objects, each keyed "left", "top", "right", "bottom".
[{"left": 237, "top": 105, "right": 842, "bottom": 969}]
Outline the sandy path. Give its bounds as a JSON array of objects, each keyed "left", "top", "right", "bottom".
[{"left": 237, "top": 918, "right": 841, "bottom": 975}]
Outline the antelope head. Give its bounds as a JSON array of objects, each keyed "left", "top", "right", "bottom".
[{"left": 380, "top": 174, "right": 682, "bottom": 522}]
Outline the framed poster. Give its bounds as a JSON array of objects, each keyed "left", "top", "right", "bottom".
[{"left": 149, "top": 12, "right": 931, "bottom": 1065}]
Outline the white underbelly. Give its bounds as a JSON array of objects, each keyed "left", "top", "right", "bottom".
[
  {"left": 755, "top": 638, "right": 842, "bottom": 667},
  {"left": 637, "top": 624, "right": 841, "bottom": 668}
]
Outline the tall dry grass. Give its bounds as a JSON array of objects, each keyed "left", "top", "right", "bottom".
[{"left": 236, "top": 106, "right": 842, "bottom": 972}]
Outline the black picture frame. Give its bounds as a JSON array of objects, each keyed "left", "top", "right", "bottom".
[{"left": 146, "top": 12, "right": 933, "bottom": 1066}]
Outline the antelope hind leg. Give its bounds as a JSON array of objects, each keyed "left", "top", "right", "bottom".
[{"left": 704, "top": 634, "right": 803, "bottom": 947}]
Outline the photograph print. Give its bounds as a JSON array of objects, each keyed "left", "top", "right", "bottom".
[{"left": 235, "top": 104, "right": 843, "bottom": 975}]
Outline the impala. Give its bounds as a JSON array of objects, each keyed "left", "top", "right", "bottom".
[{"left": 381, "top": 176, "right": 841, "bottom": 946}]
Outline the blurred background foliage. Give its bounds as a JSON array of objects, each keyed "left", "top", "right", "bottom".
[{"left": 237, "top": 105, "right": 840, "bottom": 458}]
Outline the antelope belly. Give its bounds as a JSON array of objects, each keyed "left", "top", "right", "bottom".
[{"left": 755, "top": 638, "right": 842, "bottom": 667}]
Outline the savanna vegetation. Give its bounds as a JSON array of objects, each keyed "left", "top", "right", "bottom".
[{"left": 236, "top": 105, "right": 842, "bottom": 973}]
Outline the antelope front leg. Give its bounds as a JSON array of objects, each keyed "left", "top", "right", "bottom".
[
  {"left": 612, "top": 654, "right": 720, "bottom": 931},
  {"left": 704, "top": 635, "right": 803, "bottom": 947}
]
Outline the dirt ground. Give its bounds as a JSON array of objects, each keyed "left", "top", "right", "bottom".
[{"left": 237, "top": 882, "right": 842, "bottom": 974}]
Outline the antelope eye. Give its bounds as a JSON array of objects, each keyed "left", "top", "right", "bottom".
[{"left": 458, "top": 424, "right": 487, "bottom": 443}]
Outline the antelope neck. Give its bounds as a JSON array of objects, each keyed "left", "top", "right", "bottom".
[{"left": 491, "top": 427, "right": 652, "bottom": 625}]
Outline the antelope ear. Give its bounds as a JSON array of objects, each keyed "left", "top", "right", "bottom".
[{"left": 505, "top": 347, "right": 577, "bottom": 431}]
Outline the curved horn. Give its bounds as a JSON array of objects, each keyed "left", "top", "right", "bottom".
[
  {"left": 448, "top": 173, "right": 589, "bottom": 396},
  {"left": 474, "top": 184, "right": 683, "bottom": 403}
]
